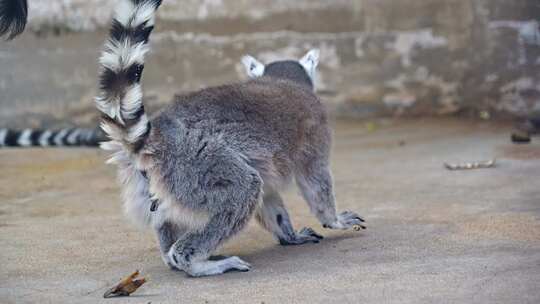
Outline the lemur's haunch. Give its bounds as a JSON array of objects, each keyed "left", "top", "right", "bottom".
[{"left": 97, "top": 0, "right": 365, "bottom": 277}]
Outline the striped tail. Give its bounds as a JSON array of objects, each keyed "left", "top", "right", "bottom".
[
  {"left": 96, "top": 0, "right": 162, "bottom": 155},
  {"left": 0, "top": 0, "right": 27, "bottom": 40},
  {"left": 0, "top": 128, "right": 105, "bottom": 148}
]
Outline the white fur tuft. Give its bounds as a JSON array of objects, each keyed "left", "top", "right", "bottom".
[
  {"left": 100, "top": 40, "right": 149, "bottom": 72},
  {"left": 299, "top": 49, "right": 320, "bottom": 81},
  {"left": 121, "top": 85, "right": 144, "bottom": 119},
  {"left": 100, "top": 121, "right": 125, "bottom": 143},
  {"left": 100, "top": 140, "right": 122, "bottom": 151},
  {"left": 241, "top": 55, "right": 265, "bottom": 78},
  {"left": 105, "top": 148, "right": 155, "bottom": 227},
  {"left": 96, "top": 95, "right": 123, "bottom": 124},
  {"left": 127, "top": 114, "right": 149, "bottom": 143},
  {"left": 114, "top": 0, "right": 137, "bottom": 27},
  {"left": 132, "top": 1, "right": 157, "bottom": 27}
]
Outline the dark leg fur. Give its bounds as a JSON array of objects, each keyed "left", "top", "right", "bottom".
[
  {"left": 156, "top": 221, "right": 184, "bottom": 269},
  {"left": 256, "top": 189, "right": 323, "bottom": 245}
]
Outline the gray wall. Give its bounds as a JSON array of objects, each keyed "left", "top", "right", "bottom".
[{"left": 0, "top": 0, "right": 538, "bottom": 128}]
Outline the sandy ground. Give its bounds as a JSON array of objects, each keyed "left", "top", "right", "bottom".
[{"left": 0, "top": 118, "right": 539, "bottom": 304}]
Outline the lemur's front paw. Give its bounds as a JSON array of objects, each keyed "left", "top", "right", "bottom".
[{"left": 323, "top": 211, "right": 366, "bottom": 230}]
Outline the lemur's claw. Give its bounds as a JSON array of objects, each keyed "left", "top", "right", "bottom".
[
  {"left": 325, "top": 211, "right": 366, "bottom": 230},
  {"left": 298, "top": 227, "right": 324, "bottom": 240},
  {"left": 353, "top": 224, "right": 367, "bottom": 231}
]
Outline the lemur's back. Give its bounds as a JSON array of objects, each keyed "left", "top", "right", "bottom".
[{"left": 149, "top": 77, "right": 330, "bottom": 185}]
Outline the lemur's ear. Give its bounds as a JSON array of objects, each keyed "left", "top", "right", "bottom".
[
  {"left": 299, "top": 49, "right": 320, "bottom": 80},
  {"left": 241, "top": 55, "right": 265, "bottom": 78}
]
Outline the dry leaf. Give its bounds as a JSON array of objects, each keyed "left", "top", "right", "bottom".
[{"left": 103, "top": 270, "right": 146, "bottom": 298}]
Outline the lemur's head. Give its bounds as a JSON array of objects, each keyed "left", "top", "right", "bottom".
[{"left": 241, "top": 49, "right": 320, "bottom": 90}]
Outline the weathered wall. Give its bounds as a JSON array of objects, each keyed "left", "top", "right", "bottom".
[
  {"left": 0, "top": 0, "right": 538, "bottom": 128},
  {"left": 26, "top": 0, "right": 357, "bottom": 32}
]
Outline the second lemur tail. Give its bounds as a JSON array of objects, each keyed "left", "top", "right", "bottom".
[
  {"left": 0, "top": 127, "right": 105, "bottom": 148},
  {"left": 96, "top": 0, "right": 162, "bottom": 155}
]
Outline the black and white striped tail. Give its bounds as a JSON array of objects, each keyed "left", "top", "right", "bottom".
[
  {"left": 0, "top": 0, "right": 28, "bottom": 40},
  {"left": 96, "top": 0, "right": 162, "bottom": 155},
  {"left": 0, "top": 128, "right": 104, "bottom": 148}
]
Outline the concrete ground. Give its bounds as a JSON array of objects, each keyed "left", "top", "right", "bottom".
[{"left": 0, "top": 118, "right": 539, "bottom": 304}]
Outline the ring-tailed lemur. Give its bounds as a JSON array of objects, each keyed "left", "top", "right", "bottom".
[
  {"left": 97, "top": 0, "right": 364, "bottom": 277},
  {"left": 0, "top": 127, "right": 103, "bottom": 147},
  {"left": 0, "top": 0, "right": 27, "bottom": 39}
]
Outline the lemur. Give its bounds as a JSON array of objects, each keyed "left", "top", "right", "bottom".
[{"left": 96, "top": 0, "right": 365, "bottom": 277}]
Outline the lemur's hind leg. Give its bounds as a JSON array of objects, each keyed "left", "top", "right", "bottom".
[
  {"left": 156, "top": 221, "right": 185, "bottom": 269},
  {"left": 167, "top": 157, "right": 263, "bottom": 277},
  {"left": 256, "top": 188, "right": 323, "bottom": 245},
  {"left": 295, "top": 159, "right": 366, "bottom": 230}
]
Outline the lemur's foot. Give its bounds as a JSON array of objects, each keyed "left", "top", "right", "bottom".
[
  {"left": 187, "top": 256, "right": 251, "bottom": 277},
  {"left": 323, "top": 211, "right": 366, "bottom": 230},
  {"left": 168, "top": 249, "right": 251, "bottom": 277},
  {"left": 279, "top": 227, "right": 323, "bottom": 245}
]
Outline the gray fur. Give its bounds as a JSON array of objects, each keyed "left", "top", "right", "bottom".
[
  {"left": 263, "top": 61, "right": 314, "bottom": 89},
  {"left": 143, "top": 77, "right": 364, "bottom": 275}
]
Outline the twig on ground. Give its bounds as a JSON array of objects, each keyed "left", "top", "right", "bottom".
[{"left": 444, "top": 159, "right": 496, "bottom": 170}]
